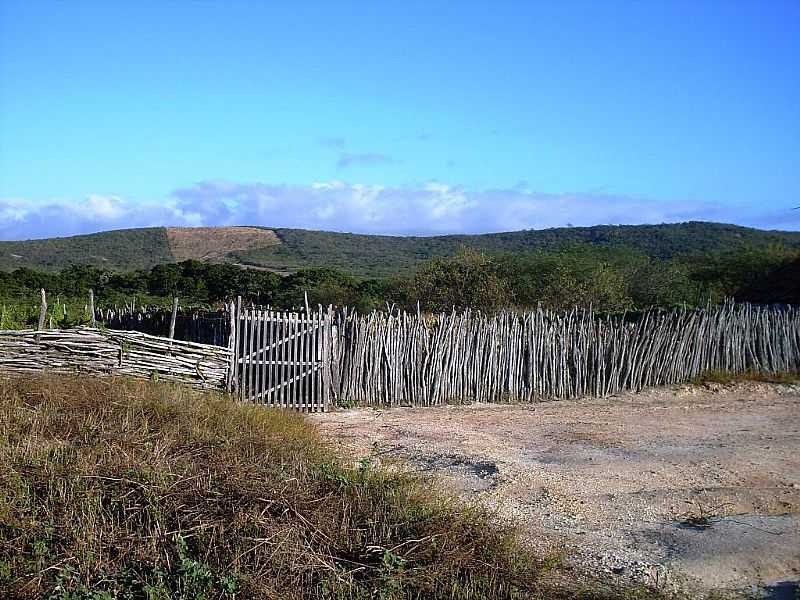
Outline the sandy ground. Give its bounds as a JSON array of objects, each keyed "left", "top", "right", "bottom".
[{"left": 311, "top": 382, "right": 800, "bottom": 598}]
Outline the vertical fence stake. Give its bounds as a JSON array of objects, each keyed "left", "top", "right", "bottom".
[
  {"left": 37, "top": 289, "right": 47, "bottom": 333},
  {"left": 227, "top": 300, "right": 236, "bottom": 392},
  {"left": 235, "top": 296, "right": 242, "bottom": 396},
  {"left": 89, "top": 289, "right": 96, "bottom": 327},
  {"left": 169, "top": 296, "right": 179, "bottom": 340}
]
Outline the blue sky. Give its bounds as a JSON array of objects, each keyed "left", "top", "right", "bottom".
[{"left": 1, "top": 0, "right": 798, "bottom": 238}]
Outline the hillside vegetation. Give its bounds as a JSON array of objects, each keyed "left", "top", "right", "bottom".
[
  {"left": 0, "top": 375, "right": 663, "bottom": 599},
  {"left": 1, "top": 241, "right": 797, "bottom": 330},
  {"left": 2, "top": 222, "right": 800, "bottom": 277},
  {"left": 0, "top": 228, "right": 172, "bottom": 272},
  {"left": 737, "top": 257, "right": 800, "bottom": 305},
  {"left": 233, "top": 222, "right": 800, "bottom": 277}
]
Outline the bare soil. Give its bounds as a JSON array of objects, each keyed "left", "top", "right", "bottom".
[
  {"left": 311, "top": 382, "right": 800, "bottom": 597},
  {"left": 166, "top": 226, "right": 279, "bottom": 261}
]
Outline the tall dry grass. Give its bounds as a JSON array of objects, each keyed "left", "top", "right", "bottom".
[{"left": 0, "top": 375, "right": 664, "bottom": 599}]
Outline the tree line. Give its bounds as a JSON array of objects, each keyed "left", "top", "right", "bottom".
[{"left": 0, "top": 243, "right": 796, "bottom": 315}]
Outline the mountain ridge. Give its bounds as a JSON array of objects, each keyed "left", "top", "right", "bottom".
[{"left": 2, "top": 221, "right": 799, "bottom": 277}]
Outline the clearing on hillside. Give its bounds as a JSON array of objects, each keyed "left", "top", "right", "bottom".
[{"left": 165, "top": 226, "right": 280, "bottom": 261}]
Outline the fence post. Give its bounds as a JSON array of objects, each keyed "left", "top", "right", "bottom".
[
  {"left": 169, "top": 296, "right": 179, "bottom": 340},
  {"left": 232, "top": 296, "right": 242, "bottom": 393},
  {"left": 227, "top": 300, "right": 236, "bottom": 392},
  {"left": 37, "top": 289, "right": 47, "bottom": 332},
  {"left": 89, "top": 289, "right": 96, "bottom": 327}
]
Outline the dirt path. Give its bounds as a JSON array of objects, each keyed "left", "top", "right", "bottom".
[{"left": 311, "top": 382, "right": 800, "bottom": 597}]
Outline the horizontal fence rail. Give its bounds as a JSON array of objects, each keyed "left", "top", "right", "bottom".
[
  {"left": 0, "top": 327, "right": 231, "bottom": 388},
  {"left": 327, "top": 303, "right": 800, "bottom": 407}
]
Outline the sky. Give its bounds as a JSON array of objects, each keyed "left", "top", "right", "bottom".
[{"left": 1, "top": 0, "right": 798, "bottom": 239}]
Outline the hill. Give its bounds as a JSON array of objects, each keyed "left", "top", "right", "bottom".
[
  {"left": 2, "top": 221, "right": 800, "bottom": 277},
  {"left": 0, "top": 227, "right": 172, "bottom": 272}
]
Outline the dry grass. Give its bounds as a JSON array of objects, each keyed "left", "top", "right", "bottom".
[
  {"left": 0, "top": 375, "right": 667, "bottom": 600},
  {"left": 690, "top": 369, "right": 799, "bottom": 386}
]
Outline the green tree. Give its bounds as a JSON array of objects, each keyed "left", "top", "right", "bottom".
[{"left": 406, "top": 248, "right": 510, "bottom": 313}]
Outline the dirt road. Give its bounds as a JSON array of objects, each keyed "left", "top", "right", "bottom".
[{"left": 311, "top": 382, "right": 800, "bottom": 597}]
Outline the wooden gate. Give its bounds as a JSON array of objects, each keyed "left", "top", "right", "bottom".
[{"left": 232, "top": 308, "right": 330, "bottom": 411}]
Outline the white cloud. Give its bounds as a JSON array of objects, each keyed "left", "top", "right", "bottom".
[
  {"left": 0, "top": 195, "right": 191, "bottom": 240},
  {"left": 84, "top": 195, "right": 127, "bottom": 220},
  {"left": 1, "top": 181, "right": 794, "bottom": 241}
]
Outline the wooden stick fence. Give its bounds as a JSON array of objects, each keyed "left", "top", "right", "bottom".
[
  {"left": 327, "top": 302, "right": 800, "bottom": 407},
  {"left": 1, "top": 294, "right": 798, "bottom": 409},
  {"left": 0, "top": 327, "right": 230, "bottom": 388},
  {"left": 98, "top": 305, "right": 231, "bottom": 346}
]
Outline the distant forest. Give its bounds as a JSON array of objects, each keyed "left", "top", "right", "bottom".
[{"left": 1, "top": 243, "right": 797, "bottom": 318}]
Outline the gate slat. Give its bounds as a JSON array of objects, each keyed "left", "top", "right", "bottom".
[
  {"left": 317, "top": 314, "right": 322, "bottom": 411},
  {"left": 279, "top": 312, "right": 287, "bottom": 409},
  {"left": 285, "top": 313, "right": 292, "bottom": 410},
  {"left": 241, "top": 310, "right": 247, "bottom": 402},
  {"left": 297, "top": 313, "right": 303, "bottom": 410},
  {"left": 300, "top": 314, "right": 307, "bottom": 411},
  {"left": 289, "top": 313, "right": 299, "bottom": 410},
  {"left": 256, "top": 310, "right": 263, "bottom": 403},
  {"left": 241, "top": 310, "right": 249, "bottom": 402},
  {"left": 316, "top": 314, "right": 323, "bottom": 411},
  {"left": 252, "top": 310, "right": 258, "bottom": 401},
  {"left": 247, "top": 310, "right": 254, "bottom": 402},
  {"left": 261, "top": 310, "right": 268, "bottom": 402},
  {"left": 310, "top": 314, "right": 317, "bottom": 411},
  {"left": 268, "top": 310, "right": 275, "bottom": 405},
  {"left": 275, "top": 311, "right": 282, "bottom": 407},
  {"left": 253, "top": 310, "right": 259, "bottom": 402}
]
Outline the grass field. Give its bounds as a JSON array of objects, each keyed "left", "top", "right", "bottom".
[{"left": 0, "top": 375, "right": 671, "bottom": 599}]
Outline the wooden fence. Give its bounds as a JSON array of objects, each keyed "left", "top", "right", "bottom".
[
  {"left": 100, "top": 307, "right": 231, "bottom": 346},
  {"left": 1, "top": 299, "right": 798, "bottom": 410},
  {"left": 0, "top": 328, "right": 230, "bottom": 389},
  {"left": 327, "top": 303, "right": 800, "bottom": 407}
]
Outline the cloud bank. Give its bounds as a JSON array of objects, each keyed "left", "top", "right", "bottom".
[{"left": 1, "top": 181, "right": 796, "bottom": 241}]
